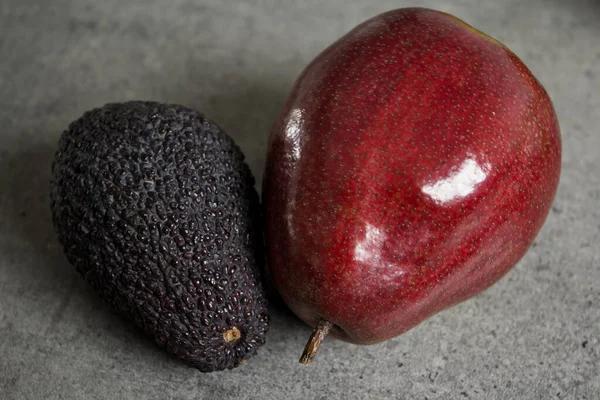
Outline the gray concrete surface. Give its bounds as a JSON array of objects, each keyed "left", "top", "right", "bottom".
[{"left": 0, "top": 0, "right": 598, "bottom": 399}]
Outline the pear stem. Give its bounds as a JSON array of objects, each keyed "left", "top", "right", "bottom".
[{"left": 299, "top": 319, "right": 333, "bottom": 365}]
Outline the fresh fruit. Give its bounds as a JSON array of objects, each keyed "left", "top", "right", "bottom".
[
  {"left": 50, "top": 101, "right": 269, "bottom": 371},
  {"left": 263, "top": 7, "right": 561, "bottom": 363}
]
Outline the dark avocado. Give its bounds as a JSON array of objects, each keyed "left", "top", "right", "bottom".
[{"left": 50, "top": 101, "right": 268, "bottom": 372}]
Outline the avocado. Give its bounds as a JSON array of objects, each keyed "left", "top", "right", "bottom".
[{"left": 50, "top": 101, "right": 269, "bottom": 372}]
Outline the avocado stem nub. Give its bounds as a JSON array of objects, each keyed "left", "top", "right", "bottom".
[
  {"left": 299, "top": 319, "right": 333, "bottom": 365},
  {"left": 224, "top": 327, "right": 241, "bottom": 343}
]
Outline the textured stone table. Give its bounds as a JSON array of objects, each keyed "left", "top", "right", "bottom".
[{"left": 1, "top": 0, "right": 598, "bottom": 399}]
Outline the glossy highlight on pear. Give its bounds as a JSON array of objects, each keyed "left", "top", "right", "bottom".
[{"left": 263, "top": 8, "right": 561, "bottom": 363}]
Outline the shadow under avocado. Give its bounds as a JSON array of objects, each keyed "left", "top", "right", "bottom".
[{"left": 1, "top": 144, "right": 61, "bottom": 255}]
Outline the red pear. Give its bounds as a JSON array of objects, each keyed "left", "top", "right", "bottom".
[{"left": 263, "top": 7, "right": 561, "bottom": 363}]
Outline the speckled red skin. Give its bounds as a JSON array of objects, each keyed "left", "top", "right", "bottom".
[{"left": 263, "top": 8, "right": 561, "bottom": 344}]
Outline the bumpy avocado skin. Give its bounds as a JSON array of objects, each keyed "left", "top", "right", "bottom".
[{"left": 50, "top": 101, "right": 269, "bottom": 372}]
